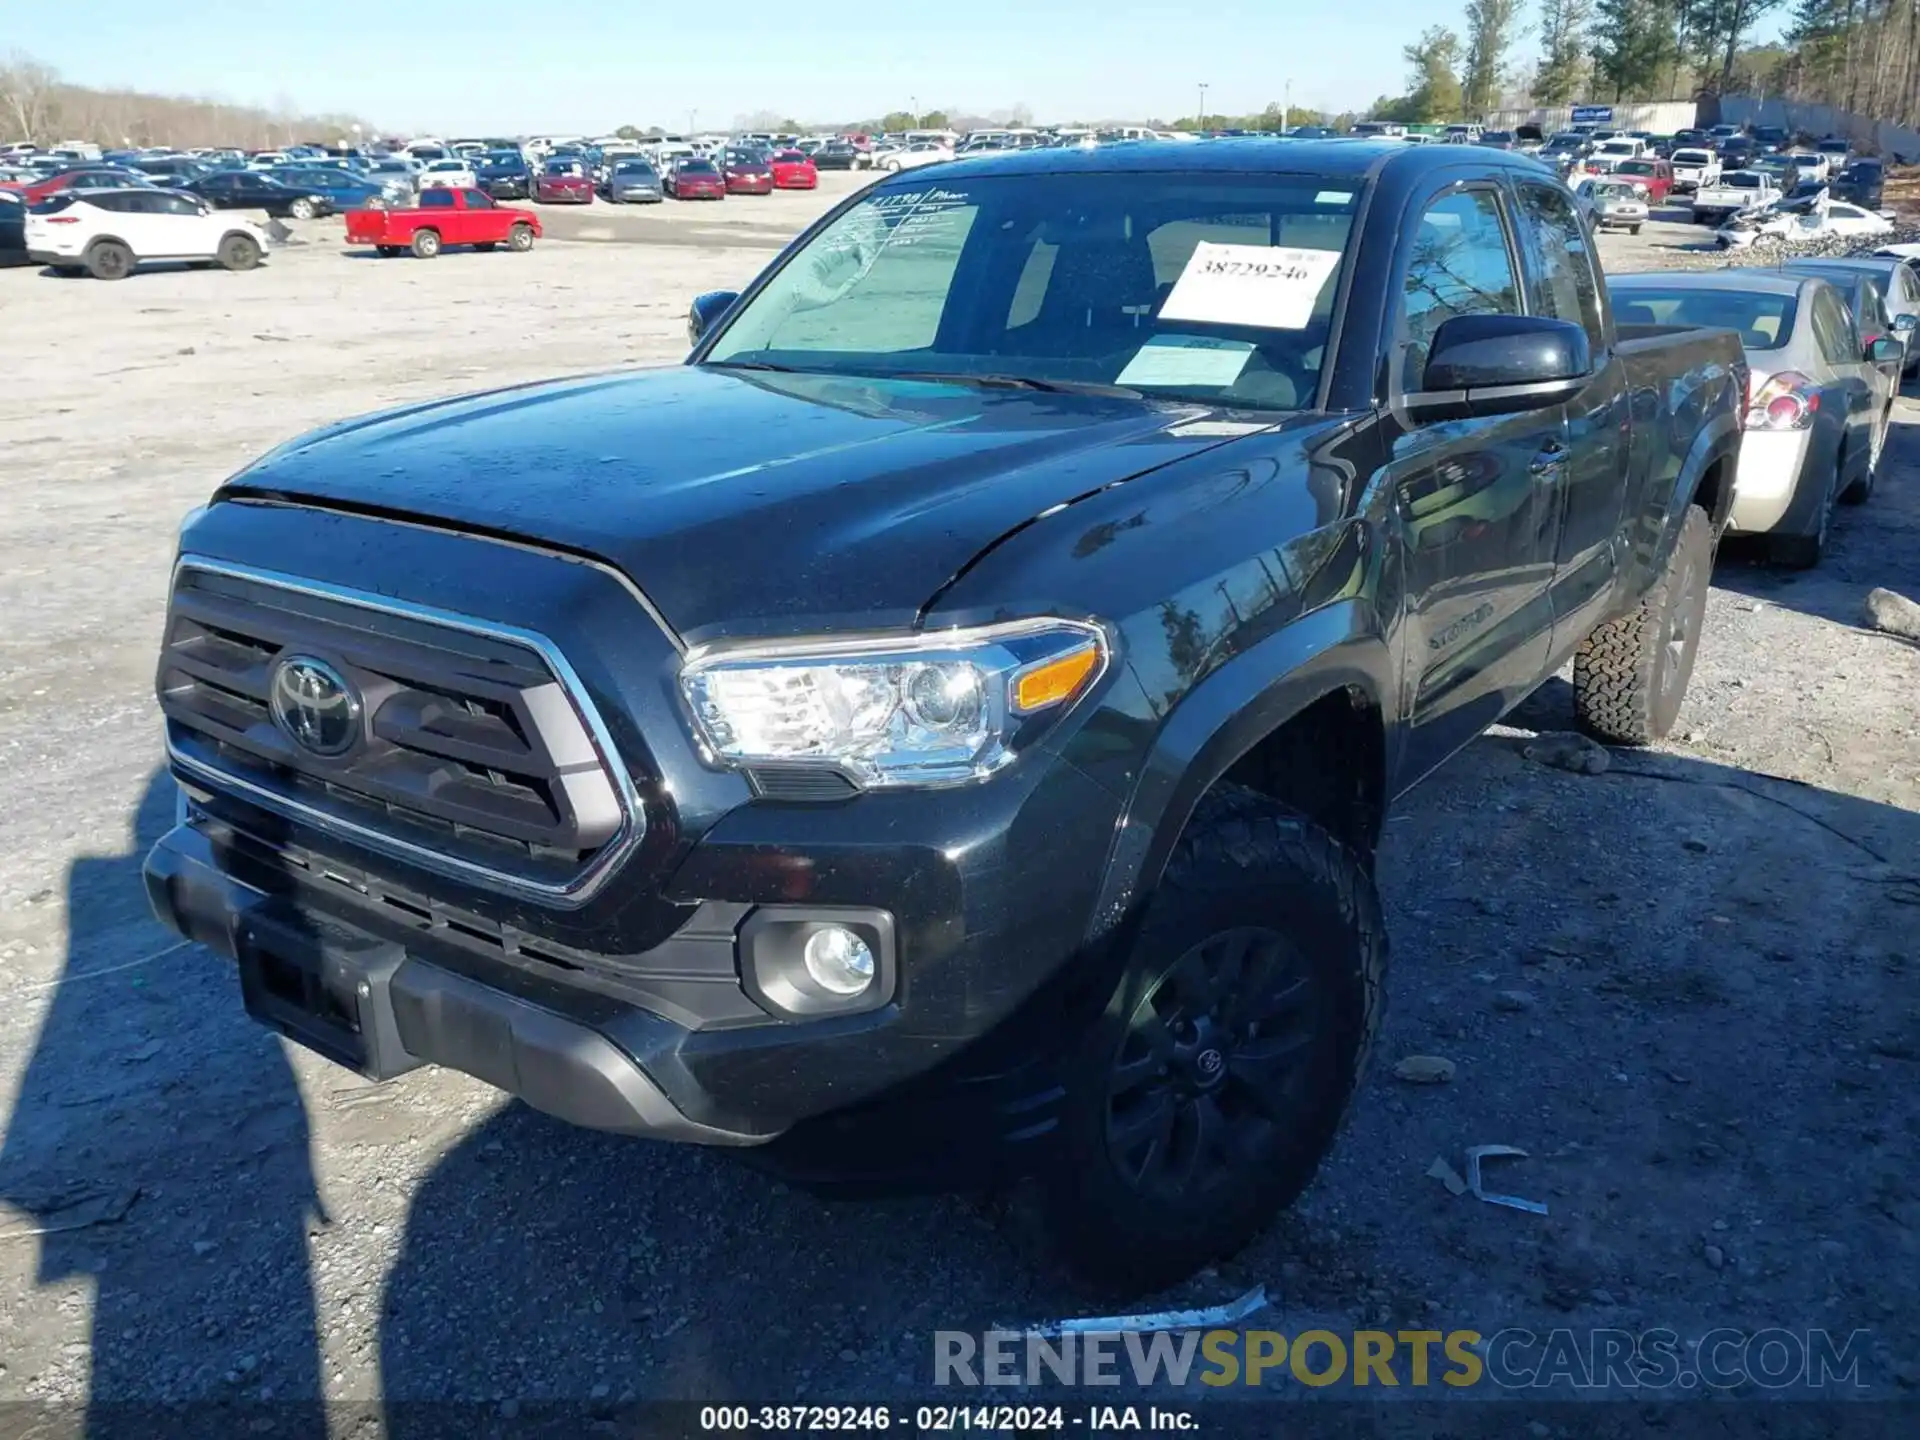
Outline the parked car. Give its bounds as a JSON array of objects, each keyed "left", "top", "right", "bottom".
[
  {"left": 1609, "top": 158, "right": 1674, "bottom": 203},
  {"left": 534, "top": 158, "right": 594, "bottom": 204},
  {"left": 601, "top": 158, "right": 663, "bottom": 204},
  {"left": 182, "top": 171, "right": 335, "bottom": 220},
  {"left": 1591, "top": 137, "right": 1651, "bottom": 169},
  {"left": 477, "top": 152, "right": 533, "bottom": 200},
  {"left": 880, "top": 140, "right": 954, "bottom": 171},
  {"left": 722, "top": 151, "right": 775, "bottom": 195},
  {"left": 1611, "top": 270, "right": 1895, "bottom": 565},
  {"left": 419, "top": 158, "right": 480, "bottom": 190},
  {"left": 1749, "top": 155, "right": 1802, "bottom": 193},
  {"left": 367, "top": 157, "right": 421, "bottom": 196},
  {"left": 1716, "top": 194, "right": 1893, "bottom": 249},
  {"left": 1668, "top": 147, "right": 1721, "bottom": 195},
  {"left": 0, "top": 190, "right": 26, "bottom": 267},
  {"left": 1782, "top": 150, "right": 1830, "bottom": 183},
  {"left": 2, "top": 166, "right": 152, "bottom": 204},
  {"left": 812, "top": 141, "right": 860, "bottom": 170},
  {"left": 1815, "top": 137, "right": 1855, "bottom": 165},
  {"left": 268, "top": 166, "right": 403, "bottom": 211},
  {"left": 1692, "top": 170, "right": 1778, "bottom": 224},
  {"left": 1751, "top": 125, "right": 1791, "bottom": 155},
  {"left": 1573, "top": 176, "right": 1648, "bottom": 233},
  {"left": 1779, "top": 257, "right": 1920, "bottom": 376},
  {"left": 768, "top": 149, "right": 818, "bottom": 190},
  {"left": 664, "top": 158, "right": 726, "bottom": 199},
  {"left": 25, "top": 188, "right": 267, "bottom": 279},
  {"left": 1475, "top": 130, "right": 1516, "bottom": 150},
  {"left": 145, "top": 140, "right": 1745, "bottom": 1295},
  {"left": 1833, "top": 158, "right": 1884, "bottom": 209},
  {"left": 345, "top": 186, "right": 541, "bottom": 257}
]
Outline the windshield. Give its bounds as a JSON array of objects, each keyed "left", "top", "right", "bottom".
[
  {"left": 485, "top": 152, "right": 523, "bottom": 166},
  {"left": 1610, "top": 287, "right": 1796, "bottom": 349},
  {"left": 1672, "top": 150, "right": 1711, "bottom": 165},
  {"left": 702, "top": 172, "right": 1361, "bottom": 411},
  {"left": 1617, "top": 161, "right": 1655, "bottom": 175},
  {"left": 544, "top": 161, "right": 582, "bottom": 175},
  {"left": 615, "top": 161, "right": 656, "bottom": 174},
  {"left": 1729, "top": 173, "right": 1762, "bottom": 187}
]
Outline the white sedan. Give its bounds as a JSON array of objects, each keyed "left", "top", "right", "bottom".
[
  {"left": 25, "top": 188, "right": 269, "bottom": 279},
  {"left": 419, "top": 158, "right": 479, "bottom": 190},
  {"left": 1717, "top": 196, "right": 1893, "bottom": 249},
  {"left": 879, "top": 141, "right": 954, "bottom": 172}
]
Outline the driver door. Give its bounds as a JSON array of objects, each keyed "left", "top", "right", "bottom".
[{"left": 1387, "top": 183, "right": 1567, "bottom": 783}]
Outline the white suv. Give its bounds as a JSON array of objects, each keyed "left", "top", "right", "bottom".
[{"left": 26, "top": 189, "right": 270, "bottom": 279}]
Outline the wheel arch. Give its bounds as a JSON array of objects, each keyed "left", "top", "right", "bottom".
[{"left": 1084, "top": 600, "right": 1395, "bottom": 950}]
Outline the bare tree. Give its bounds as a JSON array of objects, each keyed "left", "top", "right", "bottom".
[{"left": 0, "top": 50, "right": 61, "bottom": 141}]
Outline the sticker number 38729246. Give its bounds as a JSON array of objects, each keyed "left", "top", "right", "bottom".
[{"left": 1158, "top": 241, "right": 1343, "bottom": 332}]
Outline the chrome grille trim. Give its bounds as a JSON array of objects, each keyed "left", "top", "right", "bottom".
[{"left": 163, "top": 555, "right": 646, "bottom": 908}]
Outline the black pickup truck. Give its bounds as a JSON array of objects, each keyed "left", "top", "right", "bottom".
[{"left": 146, "top": 141, "right": 1745, "bottom": 1293}]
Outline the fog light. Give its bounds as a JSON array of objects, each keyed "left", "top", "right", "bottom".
[{"left": 802, "top": 926, "right": 875, "bottom": 996}]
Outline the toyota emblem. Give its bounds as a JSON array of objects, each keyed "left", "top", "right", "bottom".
[
  {"left": 1196, "top": 1047, "right": 1225, "bottom": 1078},
  {"left": 268, "top": 655, "right": 362, "bottom": 758}
]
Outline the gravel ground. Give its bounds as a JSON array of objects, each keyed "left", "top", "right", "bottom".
[{"left": 0, "top": 195, "right": 1916, "bottom": 1435}]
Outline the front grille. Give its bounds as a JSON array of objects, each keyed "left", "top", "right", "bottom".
[{"left": 160, "top": 559, "right": 642, "bottom": 904}]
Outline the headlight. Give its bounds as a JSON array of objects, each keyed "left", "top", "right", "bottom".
[{"left": 679, "top": 618, "right": 1109, "bottom": 789}]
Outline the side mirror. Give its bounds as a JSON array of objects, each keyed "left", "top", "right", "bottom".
[
  {"left": 688, "top": 289, "right": 740, "bottom": 345},
  {"left": 1867, "top": 336, "right": 1906, "bottom": 365},
  {"left": 1892, "top": 313, "right": 1916, "bottom": 333},
  {"left": 1407, "top": 314, "right": 1594, "bottom": 421}
]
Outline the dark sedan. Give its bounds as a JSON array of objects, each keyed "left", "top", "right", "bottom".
[
  {"left": 0, "top": 189, "right": 26, "bottom": 267},
  {"left": 269, "top": 165, "right": 403, "bottom": 210},
  {"left": 477, "top": 151, "right": 532, "bottom": 199},
  {"left": 184, "top": 170, "right": 336, "bottom": 219},
  {"left": 722, "top": 150, "right": 774, "bottom": 195},
  {"left": 812, "top": 141, "right": 860, "bottom": 170},
  {"left": 1834, "top": 158, "right": 1884, "bottom": 209}
]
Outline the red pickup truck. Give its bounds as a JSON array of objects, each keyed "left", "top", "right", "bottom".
[{"left": 345, "top": 187, "right": 541, "bottom": 258}]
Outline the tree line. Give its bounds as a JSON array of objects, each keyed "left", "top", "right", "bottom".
[
  {"left": 0, "top": 50, "right": 373, "bottom": 150},
  {"left": 1372, "top": 0, "right": 1920, "bottom": 129}
]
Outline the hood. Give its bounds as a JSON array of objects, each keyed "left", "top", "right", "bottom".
[{"left": 219, "top": 366, "right": 1248, "bottom": 642}]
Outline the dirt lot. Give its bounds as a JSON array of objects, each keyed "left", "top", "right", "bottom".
[{"left": 0, "top": 181, "right": 1917, "bottom": 1435}]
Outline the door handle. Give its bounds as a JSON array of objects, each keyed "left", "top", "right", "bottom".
[{"left": 1530, "top": 442, "right": 1570, "bottom": 478}]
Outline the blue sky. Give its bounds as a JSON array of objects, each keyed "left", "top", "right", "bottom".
[{"left": 17, "top": 0, "right": 1507, "bottom": 136}]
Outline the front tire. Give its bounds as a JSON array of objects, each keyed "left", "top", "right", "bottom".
[
  {"left": 1045, "top": 788, "right": 1384, "bottom": 1296},
  {"left": 289, "top": 198, "right": 316, "bottom": 220},
  {"left": 217, "top": 233, "right": 261, "bottom": 271},
  {"left": 410, "top": 228, "right": 441, "bottom": 259},
  {"left": 1573, "top": 503, "right": 1712, "bottom": 744},
  {"left": 84, "top": 239, "right": 134, "bottom": 281},
  {"left": 507, "top": 223, "right": 534, "bottom": 252}
]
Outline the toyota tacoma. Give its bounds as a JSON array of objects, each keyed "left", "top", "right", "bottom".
[{"left": 145, "top": 141, "right": 1745, "bottom": 1293}]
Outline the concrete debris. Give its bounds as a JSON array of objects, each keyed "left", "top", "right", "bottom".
[
  {"left": 1394, "top": 1055, "right": 1458, "bottom": 1084},
  {"left": 1863, "top": 588, "right": 1920, "bottom": 642},
  {"left": 1523, "top": 731, "right": 1611, "bottom": 775}
]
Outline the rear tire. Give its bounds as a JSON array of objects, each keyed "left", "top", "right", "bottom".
[
  {"left": 1044, "top": 787, "right": 1384, "bottom": 1297},
  {"left": 217, "top": 233, "right": 261, "bottom": 272},
  {"left": 1573, "top": 503, "right": 1712, "bottom": 745},
  {"left": 410, "top": 228, "right": 441, "bottom": 259},
  {"left": 84, "top": 239, "right": 134, "bottom": 281},
  {"left": 288, "top": 198, "right": 316, "bottom": 220},
  {"left": 507, "top": 223, "right": 534, "bottom": 252}
]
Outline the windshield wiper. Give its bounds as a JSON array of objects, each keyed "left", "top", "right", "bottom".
[
  {"left": 879, "top": 370, "right": 1145, "bottom": 400},
  {"left": 705, "top": 359, "right": 802, "bottom": 373}
]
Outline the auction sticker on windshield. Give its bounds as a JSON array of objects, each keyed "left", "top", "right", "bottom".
[
  {"left": 1116, "top": 335, "right": 1255, "bottom": 388},
  {"left": 1159, "top": 242, "right": 1342, "bottom": 331}
]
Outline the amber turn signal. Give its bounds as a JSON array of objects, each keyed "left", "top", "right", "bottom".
[{"left": 1012, "top": 644, "right": 1100, "bottom": 714}]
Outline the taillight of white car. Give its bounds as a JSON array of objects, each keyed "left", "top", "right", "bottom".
[{"left": 1745, "top": 372, "right": 1821, "bottom": 431}]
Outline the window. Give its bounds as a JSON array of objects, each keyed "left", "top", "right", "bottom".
[
  {"left": 1828, "top": 204, "right": 1866, "bottom": 220},
  {"left": 1515, "top": 183, "right": 1604, "bottom": 350},
  {"left": 1609, "top": 287, "right": 1796, "bottom": 349},
  {"left": 420, "top": 190, "right": 455, "bottom": 209},
  {"left": 1396, "top": 188, "right": 1520, "bottom": 391},
  {"left": 154, "top": 193, "right": 201, "bottom": 216},
  {"left": 461, "top": 189, "right": 492, "bottom": 208},
  {"left": 1808, "top": 287, "right": 1858, "bottom": 365}
]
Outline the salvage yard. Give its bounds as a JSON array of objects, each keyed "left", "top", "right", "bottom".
[{"left": 1, "top": 186, "right": 1918, "bottom": 1427}]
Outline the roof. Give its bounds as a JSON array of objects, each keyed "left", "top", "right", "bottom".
[
  {"left": 1608, "top": 269, "right": 1811, "bottom": 297},
  {"left": 1779, "top": 256, "right": 1901, "bottom": 273},
  {"left": 930, "top": 137, "right": 1552, "bottom": 184}
]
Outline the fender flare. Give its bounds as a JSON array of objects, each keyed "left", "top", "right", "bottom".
[
  {"left": 1083, "top": 599, "right": 1395, "bottom": 947},
  {"left": 1648, "top": 405, "right": 1741, "bottom": 577}
]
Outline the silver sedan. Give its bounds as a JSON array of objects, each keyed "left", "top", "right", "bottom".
[{"left": 1610, "top": 269, "right": 1900, "bottom": 567}]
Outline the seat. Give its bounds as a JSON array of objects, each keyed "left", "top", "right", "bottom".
[{"left": 1003, "top": 237, "right": 1158, "bottom": 358}]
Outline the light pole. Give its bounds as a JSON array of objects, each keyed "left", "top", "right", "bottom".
[
  {"left": 1284, "top": 78, "right": 1292, "bottom": 130},
  {"left": 689, "top": 108, "right": 698, "bottom": 137},
  {"left": 1197, "top": 83, "right": 1208, "bottom": 128},
  {"left": 911, "top": 95, "right": 920, "bottom": 126}
]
